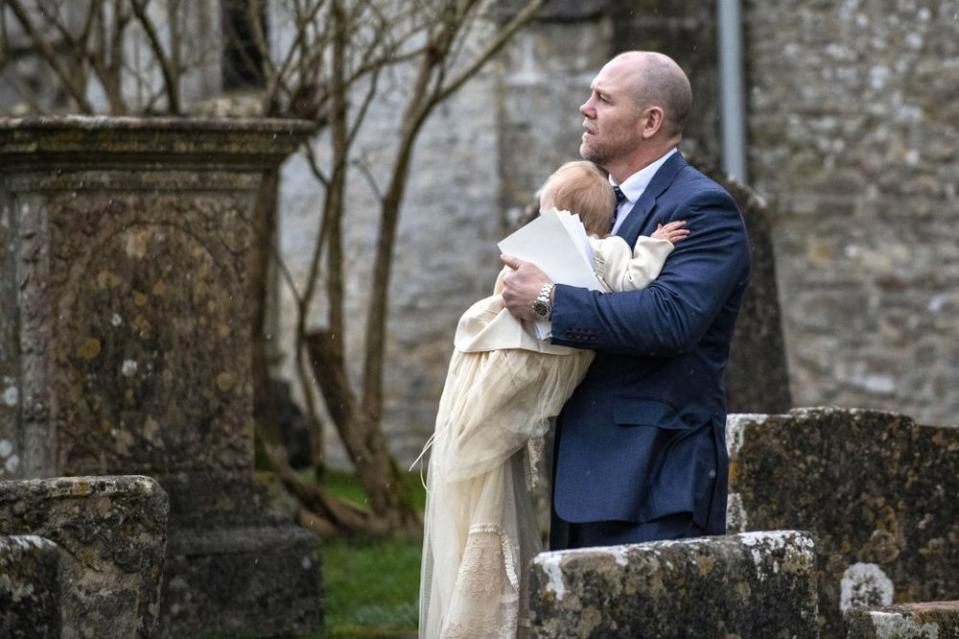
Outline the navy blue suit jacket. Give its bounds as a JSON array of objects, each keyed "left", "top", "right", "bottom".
[{"left": 550, "top": 151, "right": 751, "bottom": 534}]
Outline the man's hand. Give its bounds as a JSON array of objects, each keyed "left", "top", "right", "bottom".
[{"left": 500, "top": 255, "right": 552, "bottom": 321}]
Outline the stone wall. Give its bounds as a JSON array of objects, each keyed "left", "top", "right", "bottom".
[
  {"left": 277, "top": 0, "right": 959, "bottom": 465},
  {"left": 5, "top": 1, "right": 958, "bottom": 466},
  {"left": 746, "top": 0, "right": 959, "bottom": 425}
]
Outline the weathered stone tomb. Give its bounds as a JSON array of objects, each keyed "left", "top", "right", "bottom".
[
  {"left": 529, "top": 530, "right": 819, "bottom": 638},
  {"left": 0, "top": 475, "right": 167, "bottom": 638},
  {"left": 728, "top": 408, "right": 959, "bottom": 637},
  {"left": 0, "top": 116, "right": 322, "bottom": 637}
]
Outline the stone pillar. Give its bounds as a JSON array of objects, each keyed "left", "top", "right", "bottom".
[{"left": 0, "top": 116, "right": 322, "bottom": 637}]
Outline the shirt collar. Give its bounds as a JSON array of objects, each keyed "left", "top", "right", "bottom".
[{"left": 609, "top": 147, "right": 678, "bottom": 204}]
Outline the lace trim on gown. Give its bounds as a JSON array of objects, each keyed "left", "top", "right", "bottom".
[{"left": 441, "top": 525, "right": 522, "bottom": 639}]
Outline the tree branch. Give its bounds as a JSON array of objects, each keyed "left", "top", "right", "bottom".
[
  {"left": 5, "top": 0, "right": 95, "bottom": 112},
  {"left": 432, "top": 0, "right": 545, "bottom": 106},
  {"left": 130, "top": 0, "right": 180, "bottom": 113}
]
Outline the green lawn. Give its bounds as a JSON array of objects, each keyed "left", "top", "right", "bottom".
[
  {"left": 309, "top": 470, "right": 426, "bottom": 639},
  {"left": 317, "top": 535, "right": 421, "bottom": 638}
]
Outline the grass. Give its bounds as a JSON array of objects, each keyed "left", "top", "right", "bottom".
[
  {"left": 304, "top": 469, "right": 426, "bottom": 639},
  {"left": 317, "top": 535, "right": 421, "bottom": 638}
]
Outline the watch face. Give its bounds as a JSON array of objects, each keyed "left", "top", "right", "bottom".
[{"left": 532, "top": 300, "right": 551, "bottom": 319}]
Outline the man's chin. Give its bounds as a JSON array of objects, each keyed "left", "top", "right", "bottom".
[{"left": 579, "top": 146, "right": 605, "bottom": 165}]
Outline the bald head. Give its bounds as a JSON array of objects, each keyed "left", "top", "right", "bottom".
[{"left": 610, "top": 51, "right": 692, "bottom": 138}]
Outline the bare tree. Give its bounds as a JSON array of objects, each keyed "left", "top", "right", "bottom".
[
  {"left": 250, "top": 0, "right": 546, "bottom": 537},
  {"left": 0, "top": 0, "right": 546, "bottom": 536}
]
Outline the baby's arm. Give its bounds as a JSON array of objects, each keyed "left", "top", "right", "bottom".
[{"left": 589, "top": 221, "right": 688, "bottom": 292}]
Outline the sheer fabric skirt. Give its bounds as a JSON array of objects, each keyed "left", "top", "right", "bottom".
[{"left": 418, "top": 346, "right": 592, "bottom": 639}]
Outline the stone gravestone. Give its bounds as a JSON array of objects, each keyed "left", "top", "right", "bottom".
[
  {"left": 0, "top": 476, "right": 168, "bottom": 638},
  {"left": 846, "top": 601, "right": 959, "bottom": 639},
  {"left": 727, "top": 408, "right": 959, "bottom": 638},
  {"left": 0, "top": 535, "right": 62, "bottom": 639},
  {"left": 529, "top": 530, "right": 819, "bottom": 638},
  {"left": 0, "top": 116, "right": 322, "bottom": 638},
  {"left": 694, "top": 162, "right": 792, "bottom": 414}
]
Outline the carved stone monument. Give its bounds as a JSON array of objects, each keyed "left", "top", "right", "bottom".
[{"left": 0, "top": 116, "right": 322, "bottom": 637}]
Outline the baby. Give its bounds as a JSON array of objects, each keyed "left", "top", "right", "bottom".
[
  {"left": 418, "top": 160, "right": 688, "bottom": 639},
  {"left": 536, "top": 159, "right": 687, "bottom": 291}
]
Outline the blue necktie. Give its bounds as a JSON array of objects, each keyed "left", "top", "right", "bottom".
[{"left": 611, "top": 185, "right": 627, "bottom": 232}]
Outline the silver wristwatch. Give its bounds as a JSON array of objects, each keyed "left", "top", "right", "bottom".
[{"left": 531, "top": 283, "right": 555, "bottom": 321}]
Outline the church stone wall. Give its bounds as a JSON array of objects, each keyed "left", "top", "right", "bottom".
[
  {"left": 5, "top": 1, "right": 957, "bottom": 470},
  {"left": 290, "top": 0, "right": 959, "bottom": 466},
  {"left": 745, "top": 0, "right": 959, "bottom": 426}
]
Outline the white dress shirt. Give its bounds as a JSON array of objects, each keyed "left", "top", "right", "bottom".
[{"left": 609, "top": 147, "right": 678, "bottom": 236}]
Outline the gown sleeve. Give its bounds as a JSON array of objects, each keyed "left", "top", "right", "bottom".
[{"left": 588, "top": 234, "right": 675, "bottom": 292}]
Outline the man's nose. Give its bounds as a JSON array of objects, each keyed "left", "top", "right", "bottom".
[{"left": 579, "top": 100, "right": 593, "bottom": 117}]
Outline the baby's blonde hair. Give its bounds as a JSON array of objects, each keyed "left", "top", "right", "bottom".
[{"left": 539, "top": 161, "right": 615, "bottom": 236}]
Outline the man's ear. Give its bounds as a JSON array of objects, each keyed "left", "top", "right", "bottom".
[{"left": 641, "top": 106, "right": 666, "bottom": 139}]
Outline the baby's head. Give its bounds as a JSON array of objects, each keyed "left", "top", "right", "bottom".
[{"left": 538, "top": 161, "right": 615, "bottom": 237}]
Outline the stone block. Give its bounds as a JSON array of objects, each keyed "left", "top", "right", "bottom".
[
  {"left": 845, "top": 602, "right": 959, "bottom": 639},
  {"left": 529, "top": 530, "right": 818, "bottom": 638},
  {"left": 161, "top": 525, "right": 322, "bottom": 638},
  {"left": 728, "top": 408, "right": 959, "bottom": 638},
  {"left": 0, "top": 534, "right": 62, "bottom": 639},
  {"left": 0, "top": 476, "right": 168, "bottom": 638}
]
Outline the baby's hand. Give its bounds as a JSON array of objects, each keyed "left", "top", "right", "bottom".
[{"left": 652, "top": 220, "right": 689, "bottom": 244}]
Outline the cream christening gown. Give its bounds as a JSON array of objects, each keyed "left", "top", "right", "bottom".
[{"left": 418, "top": 230, "right": 675, "bottom": 639}]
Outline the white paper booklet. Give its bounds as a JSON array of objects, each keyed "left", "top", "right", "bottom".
[{"left": 497, "top": 208, "right": 603, "bottom": 339}]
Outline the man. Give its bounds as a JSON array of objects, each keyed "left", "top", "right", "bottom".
[{"left": 500, "top": 51, "right": 751, "bottom": 549}]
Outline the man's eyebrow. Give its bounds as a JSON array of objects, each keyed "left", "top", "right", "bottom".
[{"left": 591, "top": 82, "right": 611, "bottom": 96}]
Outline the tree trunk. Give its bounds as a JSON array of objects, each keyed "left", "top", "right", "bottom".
[{"left": 305, "top": 329, "right": 422, "bottom": 535}]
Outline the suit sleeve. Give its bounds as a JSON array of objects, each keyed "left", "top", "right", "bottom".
[{"left": 551, "top": 189, "right": 750, "bottom": 356}]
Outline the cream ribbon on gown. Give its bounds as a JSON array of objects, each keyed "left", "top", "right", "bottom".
[{"left": 418, "top": 233, "right": 675, "bottom": 639}]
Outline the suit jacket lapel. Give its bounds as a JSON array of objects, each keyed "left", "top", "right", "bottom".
[{"left": 616, "top": 151, "right": 688, "bottom": 247}]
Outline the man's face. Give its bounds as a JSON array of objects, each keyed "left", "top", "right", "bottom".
[{"left": 578, "top": 59, "right": 644, "bottom": 169}]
